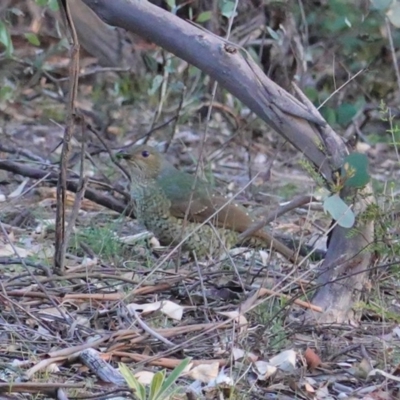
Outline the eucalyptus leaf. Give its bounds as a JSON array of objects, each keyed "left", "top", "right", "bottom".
[
  {"left": 148, "top": 75, "right": 163, "bottom": 96},
  {"left": 0, "top": 21, "right": 13, "bottom": 57},
  {"left": 387, "top": 1, "right": 400, "bottom": 28},
  {"left": 25, "top": 33, "right": 41, "bottom": 46},
  {"left": 196, "top": 11, "right": 212, "bottom": 22},
  {"left": 342, "top": 153, "right": 370, "bottom": 188},
  {"left": 323, "top": 194, "right": 355, "bottom": 228},
  {"left": 370, "top": 0, "right": 393, "bottom": 11}
]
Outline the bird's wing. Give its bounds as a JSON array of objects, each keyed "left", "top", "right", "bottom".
[
  {"left": 170, "top": 193, "right": 256, "bottom": 234},
  {"left": 169, "top": 196, "right": 210, "bottom": 219}
]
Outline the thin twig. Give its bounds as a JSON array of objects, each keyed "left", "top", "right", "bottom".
[
  {"left": 385, "top": 17, "right": 400, "bottom": 93},
  {"left": 129, "top": 308, "right": 176, "bottom": 347},
  {"left": 238, "top": 195, "right": 317, "bottom": 241},
  {"left": 54, "top": 0, "right": 80, "bottom": 275}
]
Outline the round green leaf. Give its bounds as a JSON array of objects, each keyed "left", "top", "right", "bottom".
[
  {"left": 337, "top": 103, "right": 357, "bottom": 126},
  {"left": 370, "top": 0, "right": 393, "bottom": 11},
  {"left": 341, "top": 152, "right": 370, "bottom": 188},
  {"left": 25, "top": 33, "right": 41, "bottom": 47},
  {"left": 196, "top": 11, "right": 212, "bottom": 22},
  {"left": 323, "top": 194, "right": 355, "bottom": 228},
  {"left": 387, "top": 1, "right": 400, "bottom": 28}
]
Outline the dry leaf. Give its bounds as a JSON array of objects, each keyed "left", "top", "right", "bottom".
[
  {"left": 269, "top": 349, "right": 297, "bottom": 372},
  {"left": 188, "top": 362, "right": 219, "bottom": 383},
  {"left": 127, "top": 300, "right": 184, "bottom": 320},
  {"left": 304, "top": 347, "right": 321, "bottom": 370},
  {"left": 135, "top": 370, "right": 155, "bottom": 385},
  {"left": 253, "top": 361, "right": 277, "bottom": 380}
]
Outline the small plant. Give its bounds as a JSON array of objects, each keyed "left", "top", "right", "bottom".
[{"left": 119, "top": 358, "right": 191, "bottom": 400}]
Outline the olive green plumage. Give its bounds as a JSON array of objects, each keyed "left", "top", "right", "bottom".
[{"left": 123, "top": 145, "right": 298, "bottom": 261}]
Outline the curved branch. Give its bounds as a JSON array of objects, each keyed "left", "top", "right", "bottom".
[{"left": 81, "top": 0, "right": 338, "bottom": 183}]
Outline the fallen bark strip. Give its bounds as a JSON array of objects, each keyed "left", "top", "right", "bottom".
[
  {"left": 0, "top": 160, "right": 129, "bottom": 215},
  {"left": 0, "top": 382, "right": 85, "bottom": 393}
]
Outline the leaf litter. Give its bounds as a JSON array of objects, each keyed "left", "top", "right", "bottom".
[{"left": 1, "top": 3, "right": 400, "bottom": 398}]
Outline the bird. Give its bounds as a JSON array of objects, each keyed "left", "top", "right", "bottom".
[{"left": 121, "top": 145, "right": 299, "bottom": 262}]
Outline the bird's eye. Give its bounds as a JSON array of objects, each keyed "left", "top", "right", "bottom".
[{"left": 141, "top": 150, "right": 150, "bottom": 158}]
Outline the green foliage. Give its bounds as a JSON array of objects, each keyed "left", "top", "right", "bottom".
[
  {"left": 35, "top": 0, "right": 59, "bottom": 11},
  {"left": 24, "top": 33, "right": 41, "bottom": 47},
  {"left": 0, "top": 20, "right": 13, "bottom": 57},
  {"left": 196, "top": 11, "right": 212, "bottom": 23},
  {"left": 71, "top": 225, "right": 125, "bottom": 261},
  {"left": 341, "top": 153, "right": 370, "bottom": 189},
  {"left": 219, "top": 0, "right": 237, "bottom": 19},
  {"left": 119, "top": 358, "right": 191, "bottom": 400}
]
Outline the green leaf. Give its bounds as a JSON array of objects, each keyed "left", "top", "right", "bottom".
[
  {"left": 119, "top": 363, "right": 146, "bottom": 400},
  {"left": 165, "top": 0, "right": 176, "bottom": 11},
  {"left": 25, "top": 33, "right": 41, "bottom": 46},
  {"left": 387, "top": 1, "right": 400, "bottom": 28},
  {"left": 9, "top": 7, "right": 24, "bottom": 16},
  {"left": 320, "top": 107, "right": 336, "bottom": 126},
  {"left": 0, "top": 21, "right": 13, "bottom": 57},
  {"left": 156, "top": 358, "right": 191, "bottom": 399},
  {"left": 342, "top": 153, "right": 370, "bottom": 188},
  {"left": 336, "top": 103, "right": 357, "bottom": 126},
  {"left": 0, "top": 85, "right": 13, "bottom": 101},
  {"left": 48, "top": 0, "right": 59, "bottom": 11},
  {"left": 196, "top": 11, "right": 212, "bottom": 22},
  {"left": 220, "top": 0, "right": 237, "bottom": 19},
  {"left": 323, "top": 194, "right": 355, "bottom": 228},
  {"left": 370, "top": 0, "right": 393, "bottom": 11},
  {"left": 266, "top": 26, "right": 280, "bottom": 41},
  {"left": 304, "top": 86, "right": 319, "bottom": 103},
  {"left": 149, "top": 370, "right": 165, "bottom": 400},
  {"left": 148, "top": 75, "right": 163, "bottom": 96},
  {"left": 36, "top": 0, "right": 49, "bottom": 6}
]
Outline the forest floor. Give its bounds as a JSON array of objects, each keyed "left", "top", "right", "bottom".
[{"left": 1, "top": 1, "right": 400, "bottom": 399}]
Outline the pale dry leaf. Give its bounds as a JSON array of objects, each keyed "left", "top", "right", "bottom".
[
  {"left": 0, "top": 243, "right": 30, "bottom": 257},
  {"left": 7, "top": 178, "right": 29, "bottom": 199},
  {"left": 29, "top": 243, "right": 54, "bottom": 258},
  {"left": 160, "top": 300, "right": 184, "bottom": 320},
  {"left": 304, "top": 382, "right": 315, "bottom": 393},
  {"left": 258, "top": 250, "right": 270, "bottom": 266},
  {"left": 135, "top": 370, "right": 155, "bottom": 385},
  {"left": 80, "top": 257, "right": 98, "bottom": 268},
  {"left": 218, "top": 311, "right": 248, "bottom": 332},
  {"left": 205, "top": 368, "right": 234, "bottom": 388},
  {"left": 127, "top": 302, "right": 161, "bottom": 314},
  {"left": 269, "top": 349, "right": 297, "bottom": 372},
  {"left": 149, "top": 236, "right": 161, "bottom": 248},
  {"left": 232, "top": 348, "right": 245, "bottom": 361},
  {"left": 392, "top": 326, "right": 400, "bottom": 338},
  {"left": 253, "top": 361, "right": 277, "bottom": 380},
  {"left": 46, "top": 363, "right": 60, "bottom": 373},
  {"left": 127, "top": 301, "right": 184, "bottom": 320},
  {"left": 188, "top": 362, "right": 219, "bottom": 383}
]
